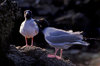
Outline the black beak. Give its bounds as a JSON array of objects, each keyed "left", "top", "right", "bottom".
[{"left": 24, "top": 10, "right": 32, "bottom": 19}]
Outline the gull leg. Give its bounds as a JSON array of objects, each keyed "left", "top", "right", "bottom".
[
  {"left": 56, "top": 49, "right": 63, "bottom": 59},
  {"left": 60, "top": 49, "right": 63, "bottom": 58},
  {"left": 54, "top": 48, "right": 59, "bottom": 56},
  {"left": 47, "top": 48, "right": 59, "bottom": 58},
  {"left": 31, "top": 37, "right": 34, "bottom": 46},
  {"left": 25, "top": 37, "right": 29, "bottom": 47}
]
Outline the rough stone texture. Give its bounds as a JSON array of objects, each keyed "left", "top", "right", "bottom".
[
  {"left": 89, "top": 57, "right": 100, "bottom": 66},
  {"left": 7, "top": 45, "right": 35, "bottom": 66},
  {"left": 54, "top": 10, "right": 75, "bottom": 29},
  {"left": 0, "top": 0, "right": 21, "bottom": 52},
  {"left": 72, "top": 13, "right": 89, "bottom": 31},
  {"left": 7, "top": 45, "right": 76, "bottom": 66},
  {"left": 35, "top": 5, "right": 59, "bottom": 15},
  {"left": 0, "top": 0, "right": 22, "bottom": 65}
]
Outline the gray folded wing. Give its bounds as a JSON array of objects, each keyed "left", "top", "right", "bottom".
[
  {"left": 45, "top": 34, "right": 82, "bottom": 44},
  {"left": 45, "top": 35, "right": 89, "bottom": 47},
  {"left": 44, "top": 27, "right": 82, "bottom": 36},
  {"left": 44, "top": 27, "right": 89, "bottom": 47}
]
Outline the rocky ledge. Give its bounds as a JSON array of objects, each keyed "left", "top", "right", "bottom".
[{"left": 7, "top": 45, "right": 75, "bottom": 66}]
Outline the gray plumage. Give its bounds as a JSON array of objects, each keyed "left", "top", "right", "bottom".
[{"left": 43, "top": 27, "right": 89, "bottom": 49}]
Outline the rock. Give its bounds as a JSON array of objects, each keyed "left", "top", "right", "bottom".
[
  {"left": 0, "top": 0, "right": 3, "bottom": 2},
  {"left": 54, "top": 10, "right": 75, "bottom": 29},
  {"left": 63, "top": 51, "right": 100, "bottom": 66},
  {"left": 12, "top": 0, "right": 39, "bottom": 7},
  {"left": 64, "top": 0, "right": 70, "bottom": 6},
  {"left": 19, "top": 46, "right": 75, "bottom": 66},
  {"left": 73, "top": 0, "right": 90, "bottom": 5},
  {"left": 0, "top": 0, "right": 22, "bottom": 65},
  {"left": 13, "top": 0, "right": 53, "bottom": 7},
  {"left": 35, "top": 5, "right": 59, "bottom": 15},
  {"left": 8, "top": 45, "right": 75, "bottom": 66},
  {"left": 39, "top": 0, "right": 53, "bottom": 5},
  {"left": 72, "top": 13, "right": 89, "bottom": 31},
  {"left": 83, "top": 0, "right": 90, "bottom": 4},
  {"left": 89, "top": 57, "right": 100, "bottom": 66},
  {"left": 88, "top": 53, "right": 100, "bottom": 66},
  {"left": 7, "top": 45, "right": 35, "bottom": 66},
  {"left": 65, "top": 49, "right": 81, "bottom": 55},
  {"left": 0, "top": 0, "right": 22, "bottom": 52},
  {"left": 52, "top": 0, "right": 64, "bottom": 7}
]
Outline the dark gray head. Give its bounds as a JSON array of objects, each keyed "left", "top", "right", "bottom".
[
  {"left": 35, "top": 18, "right": 49, "bottom": 32},
  {"left": 24, "top": 10, "right": 32, "bottom": 20},
  {"left": 38, "top": 18, "right": 49, "bottom": 30}
]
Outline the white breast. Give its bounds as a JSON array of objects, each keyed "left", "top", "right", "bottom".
[{"left": 19, "top": 18, "right": 39, "bottom": 38}]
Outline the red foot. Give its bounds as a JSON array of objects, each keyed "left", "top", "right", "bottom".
[
  {"left": 47, "top": 54, "right": 56, "bottom": 58},
  {"left": 25, "top": 44, "right": 29, "bottom": 47},
  {"left": 31, "top": 44, "right": 33, "bottom": 46},
  {"left": 47, "top": 54, "right": 62, "bottom": 59},
  {"left": 56, "top": 56, "right": 62, "bottom": 59}
]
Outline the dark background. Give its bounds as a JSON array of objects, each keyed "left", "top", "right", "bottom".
[
  {"left": 9, "top": 0, "right": 100, "bottom": 52},
  {"left": 0, "top": 0, "right": 100, "bottom": 66}
]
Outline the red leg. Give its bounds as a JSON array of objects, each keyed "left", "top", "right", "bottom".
[
  {"left": 47, "top": 48, "right": 59, "bottom": 58},
  {"left": 60, "top": 49, "right": 63, "bottom": 58},
  {"left": 25, "top": 37, "right": 29, "bottom": 47},
  {"left": 54, "top": 48, "right": 59, "bottom": 56},
  {"left": 31, "top": 37, "right": 33, "bottom": 46},
  {"left": 56, "top": 49, "right": 63, "bottom": 59}
]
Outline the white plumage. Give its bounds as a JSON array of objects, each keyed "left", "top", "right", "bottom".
[
  {"left": 19, "top": 10, "right": 39, "bottom": 46},
  {"left": 19, "top": 18, "right": 39, "bottom": 38}
]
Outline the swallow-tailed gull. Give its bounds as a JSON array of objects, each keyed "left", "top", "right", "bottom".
[{"left": 43, "top": 27, "right": 89, "bottom": 59}]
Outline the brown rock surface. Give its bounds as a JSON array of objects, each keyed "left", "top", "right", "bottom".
[{"left": 7, "top": 45, "right": 76, "bottom": 66}]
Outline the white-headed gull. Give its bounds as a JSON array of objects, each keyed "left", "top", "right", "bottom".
[
  {"left": 19, "top": 10, "right": 39, "bottom": 46},
  {"left": 38, "top": 19, "right": 89, "bottom": 59}
]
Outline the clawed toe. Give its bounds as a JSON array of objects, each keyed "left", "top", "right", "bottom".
[
  {"left": 56, "top": 56, "right": 62, "bottom": 59},
  {"left": 25, "top": 44, "right": 29, "bottom": 47},
  {"left": 47, "top": 54, "right": 56, "bottom": 58},
  {"left": 31, "top": 45, "right": 33, "bottom": 46},
  {"left": 47, "top": 54, "right": 62, "bottom": 59}
]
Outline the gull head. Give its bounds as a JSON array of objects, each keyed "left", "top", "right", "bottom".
[{"left": 24, "top": 10, "right": 32, "bottom": 20}]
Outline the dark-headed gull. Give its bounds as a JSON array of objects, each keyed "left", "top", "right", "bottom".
[
  {"left": 19, "top": 10, "right": 39, "bottom": 47},
  {"left": 39, "top": 19, "right": 89, "bottom": 59}
]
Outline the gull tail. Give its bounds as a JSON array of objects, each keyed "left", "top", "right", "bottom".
[
  {"left": 79, "top": 41, "right": 89, "bottom": 46},
  {"left": 72, "top": 41, "right": 89, "bottom": 46}
]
